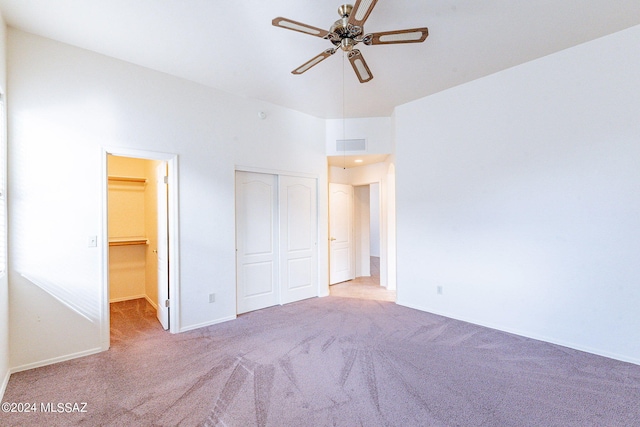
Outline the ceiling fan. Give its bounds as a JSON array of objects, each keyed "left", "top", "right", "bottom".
[{"left": 272, "top": 0, "right": 429, "bottom": 83}]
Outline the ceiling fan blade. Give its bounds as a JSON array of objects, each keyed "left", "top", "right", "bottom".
[
  {"left": 292, "top": 49, "right": 336, "bottom": 75},
  {"left": 366, "top": 27, "right": 429, "bottom": 45},
  {"left": 348, "top": 0, "right": 379, "bottom": 28},
  {"left": 272, "top": 17, "right": 330, "bottom": 38},
  {"left": 348, "top": 50, "right": 373, "bottom": 83}
]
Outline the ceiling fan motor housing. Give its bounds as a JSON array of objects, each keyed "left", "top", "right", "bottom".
[{"left": 330, "top": 5, "right": 364, "bottom": 51}]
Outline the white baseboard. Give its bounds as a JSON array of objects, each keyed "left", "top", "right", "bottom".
[
  {"left": 110, "top": 294, "right": 158, "bottom": 310},
  {"left": 0, "top": 367, "right": 10, "bottom": 401},
  {"left": 10, "top": 347, "right": 104, "bottom": 375},
  {"left": 397, "top": 299, "right": 640, "bottom": 367},
  {"left": 178, "top": 315, "right": 236, "bottom": 333},
  {"left": 109, "top": 294, "right": 147, "bottom": 303},
  {"left": 144, "top": 295, "right": 158, "bottom": 310}
]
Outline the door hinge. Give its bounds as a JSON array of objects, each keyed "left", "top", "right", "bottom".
[
  {"left": 164, "top": 299, "right": 170, "bottom": 308},
  {"left": 163, "top": 176, "right": 168, "bottom": 184}
]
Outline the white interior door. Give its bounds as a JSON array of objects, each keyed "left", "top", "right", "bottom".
[
  {"left": 156, "top": 162, "right": 169, "bottom": 330},
  {"left": 329, "top": 183, "right": 355, "bottom": 284},
  {"left": 236, "top": 172, "right": 279, "bottom": 314},
  {"left": 279, "top": 175, "right": 317, "bottom": 304}
]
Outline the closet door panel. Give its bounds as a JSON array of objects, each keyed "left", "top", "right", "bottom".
[
  {"left": 236, "top": 172, "right": 279, "bottom": 314},
  {"left": 280, "top": 176, "right": 318, "bottom": 304}
]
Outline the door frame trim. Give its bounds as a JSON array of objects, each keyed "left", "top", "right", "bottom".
[
  {"left": 100, "top": 147, "right": 180, "bottom": 350},
  {"left": 235, "top": 164, "right": 318, "bottom": 180}
]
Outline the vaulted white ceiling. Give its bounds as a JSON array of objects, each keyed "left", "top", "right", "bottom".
[{"left": 0, "top": 0, "right": 639, "bottom": 119}]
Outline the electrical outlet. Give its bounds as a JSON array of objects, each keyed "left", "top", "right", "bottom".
[
  {"left": 437, "top": 286, "right": 443, "bottom": 295},
  {"left": 209, "top": 293, "right": 216, "bottom": 303}
]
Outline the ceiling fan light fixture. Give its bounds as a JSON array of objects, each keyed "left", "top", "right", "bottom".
[{"left": 341, "top": 38, "right": 356, "bottom": 51}]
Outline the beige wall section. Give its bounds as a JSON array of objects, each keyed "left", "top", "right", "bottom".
[{"left": 107, "top": 155, "right": 160, "bottom": 305}]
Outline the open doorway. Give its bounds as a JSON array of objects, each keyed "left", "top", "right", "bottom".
[
  {"left": 101, "top": 148, "right": 179, "bottom": 350},
  {"left": 330, "top": 182, "right": 394, "bottom": 301},
  {"left": 354, "top": 183, "right": 374, "bottom": 278}
]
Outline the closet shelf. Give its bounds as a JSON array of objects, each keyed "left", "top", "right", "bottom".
[
  {"left": 108, "top": 176, "right": 147, "bottom": 183},
  {"left": 109, "top": 237, "right": 149, "bottom": 246}
]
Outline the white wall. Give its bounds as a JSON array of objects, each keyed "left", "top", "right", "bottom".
[
  {"left": 0, "top": 12, "right": 9, "bottom": 399},
  {"left": 7, "top": 29, "right": 327, "bottom": 371},
  {"left": 354, "top": 185, "right": 370, "bottom": 277},
  {"left": 395, "top": 25, "right": 640, "bottom": 364},
  {"left": 326, "top": 117, "right": 392, "bottom": 156},
  {"left": 369, "top": 183, "right": 380, "bottom": 257}
]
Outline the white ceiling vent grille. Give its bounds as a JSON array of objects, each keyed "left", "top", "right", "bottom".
[{"left": 336, "top": 139, "right": 366, "bottom": 152}]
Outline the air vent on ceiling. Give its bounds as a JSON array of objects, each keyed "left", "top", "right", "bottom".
[{"left": 336, "top": 138, "right": 366, "bottom": 152}]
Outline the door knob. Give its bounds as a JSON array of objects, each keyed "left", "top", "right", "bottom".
[{"left": 330, "top": 237, "right": 337, "bottom": 241}]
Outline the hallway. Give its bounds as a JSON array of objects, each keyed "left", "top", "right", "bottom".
[{"left": 329, "top": 256, "right": 395, "bottom": 302}]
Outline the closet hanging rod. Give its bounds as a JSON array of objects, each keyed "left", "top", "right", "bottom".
[
  {"left": 108, "top": 238, "right": 149, "bottom": 246},
  {"left": 108, "top": 176, "right": 147, "bottom": 183}
]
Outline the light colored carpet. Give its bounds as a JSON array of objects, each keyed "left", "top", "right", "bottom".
[
  {"left": 1, "top": 296, "right": 639, "bottom": 426},
  {"left": 330, "top": 257, "right": 395, "bottom": 302},
  {"left": 330, "top": 277, "right": 395, "bottom": 301}
]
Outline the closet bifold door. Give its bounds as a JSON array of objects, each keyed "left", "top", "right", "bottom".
[
  {"left": 235, "top": 171, "right": 279, "bottom": 314},
  {"left": 279, "top": 175, "right": 318, "bottom": 305},
  {"left": 236, "top": 171, "right": 319, "bottom": 314}
]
